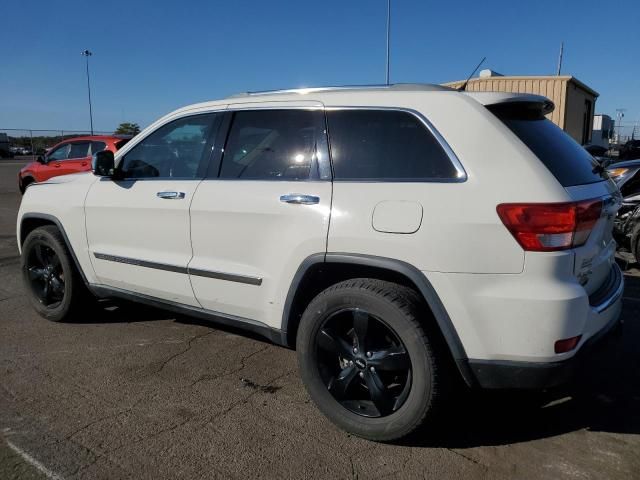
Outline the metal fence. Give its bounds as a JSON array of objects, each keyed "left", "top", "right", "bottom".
[{"left": 0, "top": 128, "right": 113, "bottom": 155}]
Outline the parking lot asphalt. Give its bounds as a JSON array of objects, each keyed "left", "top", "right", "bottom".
[{"left": 1, "top": 159, "right": 639, "bottom": 480}]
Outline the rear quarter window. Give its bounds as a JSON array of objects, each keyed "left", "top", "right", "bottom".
[
  {"left": 490, "top": 104, "right": 604, "bottom": 187},
  {"left": 326, "top": 110, "right": 460, "bottom": 181}
]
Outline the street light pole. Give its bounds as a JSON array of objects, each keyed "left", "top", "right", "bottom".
[
  {"left": 385, "top": 0, "right": 391, "bottom": 85},
  {"left": 81, "top": 49, "right": 94, "bottom": 135}
]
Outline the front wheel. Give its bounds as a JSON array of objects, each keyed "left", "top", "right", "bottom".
[
  {"left": 296, "top": 278, "right": 448, "bottom": 441},
  {"left": 21, "top": 225, "right": 93, "bottom": 321}
]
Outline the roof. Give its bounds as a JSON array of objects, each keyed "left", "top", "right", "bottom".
[
  {"left": 443, "top": 75, "right": 599, "bottom": 97},
  {"left": 226, "top": 83, "right": 453, "bottom": 99}
]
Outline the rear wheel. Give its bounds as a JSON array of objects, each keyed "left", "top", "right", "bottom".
[
  {"left": 21, "top": 225, "right": 93, "bottom": 321},
  {"left": 296, "top": 278, "right": 448, "bottom": 441}
]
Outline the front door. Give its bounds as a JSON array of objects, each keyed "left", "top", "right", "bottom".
[
  {"left": 85, "top": 112, "right": 222, "bottom": 306},
  {"left": 188, "top": 106, "right": 332, "bottom": 328},
  {"left": 56, "top": 141, "right": 92, "bottom": 176}
]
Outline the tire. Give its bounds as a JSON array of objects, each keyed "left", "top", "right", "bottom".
[
  {"left": 20, "top": 178, "right": 34, "bottom": 195},
  {"left": 21, "top": 225, "right": 93, "bottom": 322},
  {"left": 296, "top": 278, "right": 448, "bottom": 441},
  {"left": 633, "top": 223, "right": 640, "bottom": 265}
]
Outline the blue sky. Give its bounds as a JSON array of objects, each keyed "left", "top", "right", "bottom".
[{"left": 1, "top": 0, "right": 638, "bottom": 133}]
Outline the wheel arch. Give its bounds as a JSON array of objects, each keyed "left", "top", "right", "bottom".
[
  {"left": 19, "top": 176, "right": 35, "bottom": 193},
  {"left": 20, "top": 213, "right": 92, "bottom": 287},
  {"left": 281, "top": 253, "right": 475, "bottom": 386}
]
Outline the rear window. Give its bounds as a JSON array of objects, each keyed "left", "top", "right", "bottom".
[
  {"left": 490, "top": 104, "right": 604, "bottom": 187},
  {"left": 115, "top": 139, "right": 131, "bottom": 150}
]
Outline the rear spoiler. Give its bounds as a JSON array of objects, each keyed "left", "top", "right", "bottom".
[{"left": 462, "top": 92, "right": 555, "bottom": 116}]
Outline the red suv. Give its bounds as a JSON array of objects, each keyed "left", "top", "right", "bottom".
[{"left": 18, "top": 135, "right": 131, "bottom": 193}]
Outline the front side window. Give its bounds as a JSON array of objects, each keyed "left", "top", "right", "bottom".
[
  {"left": 326, "top": 110, "right": 459, "bottom": 181},
  {"left": 47, "top": 144, "right": 70, "bottom": 161},
  {"left": 119, "top": 114, "right": 219, "bottom": 179},
  {"left": 219, "top": 110, "right": 328, "bottom": 180},
  {"left": 68, "top": 142, "right": 90, "bottom": 159}
]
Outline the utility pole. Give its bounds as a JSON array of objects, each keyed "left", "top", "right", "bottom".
[
  {"left": 81, "top": 49, "right": 94, "bottom": 135},
  {"left": 615, "top": 109, "right": 626, "bottom": 145},
  {"left": 385, "top": 0, "right": 391, "bottom": 85},
  {"left": 556, "top": 41, "right": 564, "bottom": 75}
]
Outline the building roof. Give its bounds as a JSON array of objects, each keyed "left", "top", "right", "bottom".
[{"left": 443, "top": 75, "right": 599, "bottom": 97}]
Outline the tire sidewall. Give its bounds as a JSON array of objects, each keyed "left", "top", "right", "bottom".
[
  {"left": 21, "top": 228, "right": 75, "bottom": 322},
  {"left": 297, "top": 285, "right": 435, "bottom": 440}
]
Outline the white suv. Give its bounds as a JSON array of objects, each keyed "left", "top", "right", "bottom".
[{"left": 17, "top": 84, "right": 624, "bottom": 441}]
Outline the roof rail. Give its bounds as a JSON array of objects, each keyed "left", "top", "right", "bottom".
[{"left": 227, "top": 83, "right": 452, "bottom": 98}]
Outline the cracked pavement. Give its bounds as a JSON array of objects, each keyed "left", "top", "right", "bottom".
[{"left": 1, "top": 159, "right": 640, "bottom": 479}]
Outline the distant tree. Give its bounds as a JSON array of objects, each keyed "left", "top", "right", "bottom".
[{"left": 114, "top": 122, "right": 141, "bottom": 136}]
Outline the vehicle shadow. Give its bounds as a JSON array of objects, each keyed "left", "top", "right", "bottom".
[
  {"left": 77, "top": 273, "right": 640, "bottom": 448},
  {"left": 79, "top": 299, "right": 274, "bottom": 344},
  {"left": 405, "top": 272, "right": 640, "bottom": 448}
]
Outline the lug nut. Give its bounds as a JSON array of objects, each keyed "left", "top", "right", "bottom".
[
  {"left": 359, "top": 372, "right": 364, "bottom": 378},
  {"left": 366, "top": 351, "right": 372, "bottom": 358},
  {"left": 349, "top": 360, "right": 353, "bottom": 366},
  {"left": 353, "top": 347, "right": 358, "bottom": 354},
  {"left": 370, "top": 366, "right": 375, "bottom": 372}
]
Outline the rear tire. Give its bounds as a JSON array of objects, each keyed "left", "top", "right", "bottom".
[
  {"left": 21, "top": 225, "right": 93, "bottom": 322},
  {"left": 296, "top": 278, "right": 449, "bottom": 441}
]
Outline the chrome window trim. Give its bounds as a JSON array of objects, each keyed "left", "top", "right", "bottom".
[
  {"left": 115, "top": 105, "right": 467, "bottom": 183},
  {"left": 324, "top": 106, "right": 467, "bottom": 183}
]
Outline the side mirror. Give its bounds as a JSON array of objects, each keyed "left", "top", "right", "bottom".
[
  {"left": 92, "top": 150, "right": 115, "bottom": 177},
  {"left": 37, "top": 155, "right": 46, "bottom": 164}
]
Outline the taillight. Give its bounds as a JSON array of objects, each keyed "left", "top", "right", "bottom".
[{"left": 496, "top": 199, "right": 602, "bottom": 252}]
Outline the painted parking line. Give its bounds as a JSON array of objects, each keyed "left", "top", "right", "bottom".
[{"left": 6, "top": 440, "right": 65, "bottom": 480}]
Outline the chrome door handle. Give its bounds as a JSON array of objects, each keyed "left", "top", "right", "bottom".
[
  {"left": 279, "top": 194, "right": 320, "bottom": 205},
  {"left": 157, "top": 191, "right": 186, "bottom": 200}
]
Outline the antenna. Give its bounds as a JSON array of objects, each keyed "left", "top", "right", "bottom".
[
  {"left": 457, "top": 57, "right": 486, "bottom": 91},
  {"left": 556, "top": 41, "right": 564, "bottom": 75}
]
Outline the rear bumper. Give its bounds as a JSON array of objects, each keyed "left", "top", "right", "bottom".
[{"left": 465, "top": 265, "right": 624, "bottom": 389}]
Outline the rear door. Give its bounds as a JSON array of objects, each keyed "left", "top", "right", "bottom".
[{"left": 188, "top": 105, "right": 332, "bottom": 328}]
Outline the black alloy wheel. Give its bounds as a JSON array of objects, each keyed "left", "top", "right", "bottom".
[
  {"left": 316, "top": 308, "right": 412, "bottom": 418},
  {"left": 25, "top": 242, "right": 65, "bottom": 308},
  {"left": 297, "top": 278, "right": 448, "bottom": 441},
  {"left": 21, "top": 225, "right": 94, "bottom": 322}
]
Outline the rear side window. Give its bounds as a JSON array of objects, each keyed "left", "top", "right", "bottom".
[
  {"left": 490, "top": 104, "right": 604, "bottom": 187},
  {"left": 90, "top": 141, "right": 106, "bottom": 154},
  {"left": 219, "top": 110, "right": 328, "bottom": 180},
  {"left": 326, "top": 110, "right": 459, "bottom": 181}
]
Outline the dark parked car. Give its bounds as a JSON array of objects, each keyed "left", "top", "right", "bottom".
[
  {"left": 619, "top": 140, "right": 640, "bottom": 160},
  {"left": 608, "top": 159, "right": 640, "bottom": 263}
]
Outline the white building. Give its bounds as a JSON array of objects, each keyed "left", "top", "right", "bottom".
[{"left": 591, "top": 114, "right": 614, "bottom": 148}]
